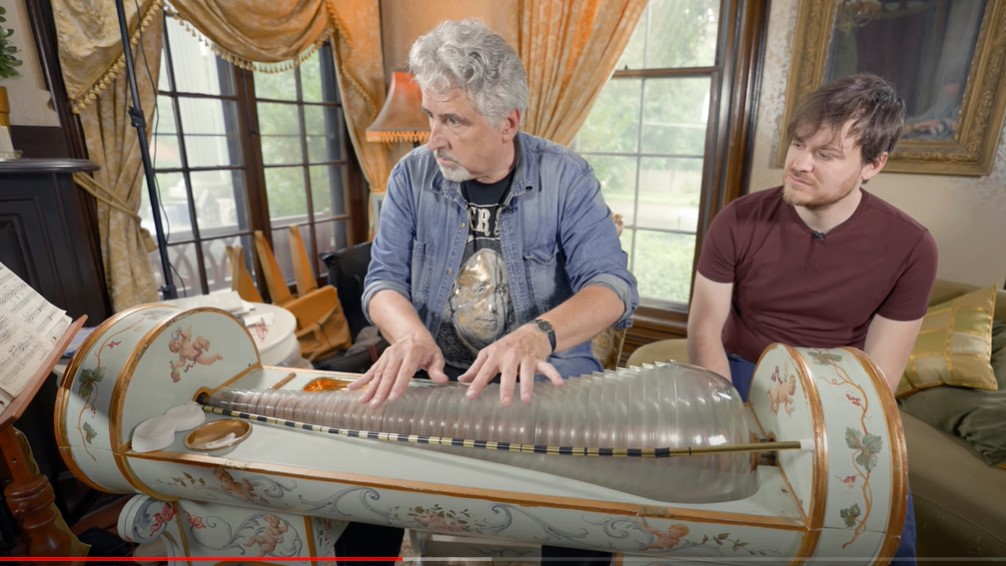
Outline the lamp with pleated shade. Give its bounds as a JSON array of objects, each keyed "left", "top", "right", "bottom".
[{"left": 366, "top": 71, "right": 430, "bottom": 145}]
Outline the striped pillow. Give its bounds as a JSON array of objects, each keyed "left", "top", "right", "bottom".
[{"left": 897, "top": 285, "right": 999, "bottom": 398}]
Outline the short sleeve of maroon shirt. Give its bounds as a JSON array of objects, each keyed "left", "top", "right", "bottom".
[{"left": 696, "top": 187, "right": 938, "bottom": 362}]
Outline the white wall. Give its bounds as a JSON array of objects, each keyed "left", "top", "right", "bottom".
[
  {"left": 748, "top": 0, "right": 1006, "bottom": 288},
  {"left": 0, "top": 0, "right": 59, "bottom": 127}
]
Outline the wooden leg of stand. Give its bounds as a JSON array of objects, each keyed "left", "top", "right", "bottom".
[{"left": 0, "top": 424, "right": 85, "bottom": 561}]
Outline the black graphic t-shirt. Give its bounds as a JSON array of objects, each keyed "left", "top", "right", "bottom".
[{"left": 436, "top": 170, "right": 517, "bottom": 376}]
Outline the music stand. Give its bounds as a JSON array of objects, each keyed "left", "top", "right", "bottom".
[{"left": 0, "top": 317, "right": 88, "bottom": 561}]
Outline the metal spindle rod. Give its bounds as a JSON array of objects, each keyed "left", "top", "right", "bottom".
[{"left": 201, "top": 402, "right": 810, "bottom": 458}]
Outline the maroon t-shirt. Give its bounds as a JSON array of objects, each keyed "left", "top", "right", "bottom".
[{"left": 697, "top": 187, "right": 938, "bottom": 362}]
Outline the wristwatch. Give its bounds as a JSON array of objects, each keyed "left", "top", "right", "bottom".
[{"left": 532, "top": 318, "right": 556, "bottom": 353}]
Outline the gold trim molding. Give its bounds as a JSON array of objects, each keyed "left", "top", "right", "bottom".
[{"left": 779, "top": 0, "right": 1006, "bottom": 176}]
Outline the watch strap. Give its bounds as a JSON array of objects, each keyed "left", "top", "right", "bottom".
[{"left": 533, "top": 318, "right": 556, "bottom": 353}]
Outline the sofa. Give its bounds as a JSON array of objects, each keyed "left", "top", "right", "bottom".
[
  {"left": 899, "top": 281, "right": 1006, "bottom": 562},
  {"left": 625, "top": 279, "right": 1006, "bottom": 563}
]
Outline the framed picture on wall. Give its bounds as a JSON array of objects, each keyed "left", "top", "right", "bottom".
[{"left": 778, "top": 0, "right": 1006, "bottom": 176}]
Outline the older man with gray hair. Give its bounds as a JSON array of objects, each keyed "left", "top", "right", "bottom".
[{"left": 339, "top": 17, "right": 636, "bottom": 566}]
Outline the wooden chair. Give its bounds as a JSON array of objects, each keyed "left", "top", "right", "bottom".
[
  {"left": 591, "top": 327, "right": 627, "bottom": 370},
  {"left": 253, "top": 230, "right": 352, "bottom": 362},
  {"left": 225, "top": 244, "right": 264, "bottom": 303},
  {"left": 288, "top": 224, "right": 319, "bottom": 297},
  {"left": 626, "top": 338, "right": 689, "bottom": 366},
  {"left": 253, "top": 231, "right": 295, "bottom": 306}
]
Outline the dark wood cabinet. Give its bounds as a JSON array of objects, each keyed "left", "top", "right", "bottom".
[{"left": 0, "top": 158, "right": 111, "bottom": 323}]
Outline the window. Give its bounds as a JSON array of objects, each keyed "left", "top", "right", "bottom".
[
  {"left": 575, "top": 0, "right": 764, "bottom": 326},
  {"left": 143, "top": 13, "right": 363, "bottom": 297}
]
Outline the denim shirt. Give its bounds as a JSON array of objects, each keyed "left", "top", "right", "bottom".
[{"left": 363, "top": 132, "right": 638, "bottom": 378}]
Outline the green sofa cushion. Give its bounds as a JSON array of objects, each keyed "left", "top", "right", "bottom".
[{"left": 991, "top": 319, "right": 1006, "bottom": 391}]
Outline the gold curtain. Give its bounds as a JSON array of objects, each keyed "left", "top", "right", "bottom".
[
  {"left": 53, "top": 0, "right": 160, "bottom": 113},
  {"left": 169, "top": 0, "right": 332, "bottom": 70},
  {"left": 327, "top": 0, "right": 392, "bottom": 201},
  {"left": 518, "top": 0, "right": 647, "bottom": 145},
  {"left": 53, "top": 0, "right": 163, "bottom": 311}
]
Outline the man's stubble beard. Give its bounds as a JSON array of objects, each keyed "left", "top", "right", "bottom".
[{"left": 782, "top": 171, "right": 860, "bottom": 211}]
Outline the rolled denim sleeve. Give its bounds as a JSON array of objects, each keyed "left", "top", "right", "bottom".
[
  {"left": 362, "top": 163, "right": 416, "bottom": 324},
  {"left": 559, "top": 168, "right": 639, "bottom": 329}
]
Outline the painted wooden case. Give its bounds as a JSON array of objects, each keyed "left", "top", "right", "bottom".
[{"left": 56, "top": 308, "right": 907, "bottom": 564}]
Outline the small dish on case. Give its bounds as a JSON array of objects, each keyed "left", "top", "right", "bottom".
[
  {"left": 184, "top": 418, "right": 251, "bottom": 453},
  {"left": 303, "top": 376, "right": 353, "bottom": 392}
]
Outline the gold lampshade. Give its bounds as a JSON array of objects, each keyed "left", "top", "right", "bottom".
[{"left": 366, "top": 71, "right": 430, "bottom": 144}]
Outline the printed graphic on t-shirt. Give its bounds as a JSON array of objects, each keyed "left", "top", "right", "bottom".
[{"left": 437, "top": 198, "right": 515, "bottom": 372}]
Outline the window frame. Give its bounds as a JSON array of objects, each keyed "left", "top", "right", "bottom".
[
  {"left": 611, "top": 0, "right": 769, "bottom": 346},
  {"left": 153, "top": 17, "right": 368, "bottom": 298}
]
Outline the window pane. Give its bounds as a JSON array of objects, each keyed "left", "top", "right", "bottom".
[
  {"left": 152, "top": 132, "right": 182, "bottom": 169},
  {"left": 140, "top": 172, "right": 190, "bottom": 243},
  {"left": 316, "top": 219, "right": 349, "bottom": 259},
  {"left": 158, "top": 242, "right": 200, "bottom": 296},
  {"left": 191, "top": 170, "right": 247, "bottom": 233},
  {"left": 304, "top": 105, "right": 341, "bottom": 138},
  {"left": 202, "top": 238, "right": 232, "bottom": 293},
  {"left": 260, "top": 102, "right": 303, "bottom": 165},
  {"left": 301, "top": 52, "right": 323, "bottom": 103},
  {"left": 156, "top": 95, "right": 176, "bottom": 134},
  {"left": 162, "top": 182, "right": 192, "bottom": 242},
  {"left": 166, "top": 18, "right": 231, "bottom": 95},
  {"left": 304, "top": 106, "right": 325, "bottom": 136},
  {"left": 179, "top": 98, "right": 242, "bottom": 168},
  {"left": 265, "top": 166, "right": 308, "bottom": 221},
  {"left": 577, "top": 79, "right": 641, "bottom": 153},
  {"left": 637, "top": 157, "right": 701, "bottom": 232},
  {"left": 310, "top": 164, "right": 346, "bottom": 218},
  {"left": 633, "top": 230, "right": 695, "bottom": 304},
  {"left": 584, "top": 155, "right": 637, "bottom": 225},
  {"left": 650, "top": 0, "right": 719, "bottom": 68},
  {"left": 159, "top": 47, "right": 171, "bottom": 89},
  {"left": 184, "top": 134, "right": 240, "bottom": 168},
  {"left": 259, "top": 102, "right": 301, "bottom": 135},
  {"left": 642, "top": 78, "right": 710, "bottom": 155},
  {"left": 617, "top": 10, "right": 647, "bottom": 70},
  {"left": 262, "top": 135, "right": 304, "bottom": 165},
  {"left": 306, "top": 135, "right": 333, "bottom": 163},
  {"left": 306, "top": 110, "right": 343, "bottom": 162},
  {"left": 179, "top": 98, "right": 238, "bottom": 135},
  {"left": 621, "top": 0, "right": 719, "bottom": 70},
  {"left": 255, "top": 68, "right": 297, "bottom": 101}
]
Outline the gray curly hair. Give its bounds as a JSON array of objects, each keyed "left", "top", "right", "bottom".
[{"left": 408, "top": 19, "right": 528, "bottom": 126}]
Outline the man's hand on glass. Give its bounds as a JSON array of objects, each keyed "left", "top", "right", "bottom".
[
  {"left": 458, "top": 323, "right": 563, "bottom": 407},
  {"left": 348, "top": 332, "right": 448, "bottom": 406}
]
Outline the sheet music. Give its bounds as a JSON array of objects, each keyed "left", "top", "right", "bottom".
[
  {"left": 0, "top": 262, "right": 73, "bottom": 402},
  {"left": 0, "top": 263, "right": 71, "bottom": 344},
  {"left": 0, "top": 312, "right": 49, "bottom": 402}
]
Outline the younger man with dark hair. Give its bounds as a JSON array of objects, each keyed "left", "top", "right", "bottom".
[{"left": 688, "top": 73, "right": 937, "bottom": 565}]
